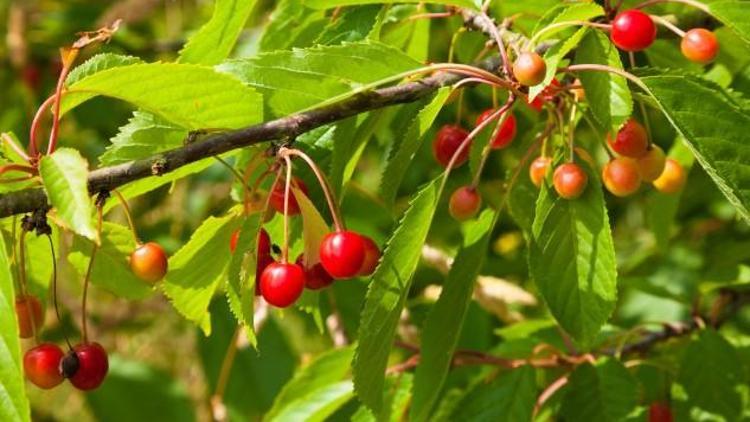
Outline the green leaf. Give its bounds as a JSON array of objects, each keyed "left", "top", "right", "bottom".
[
  {"left": 315, "top": 5, "right": 383, "bottom": 45},
  {"left": 179, "top": 0, "right": 257, "bottom": 65},
  {"left": 532, "top": 3, "right": 604, "bottom": 40},
  {"left": 257, "top": 0, "right": 326, "bottom": 52},
  {"left": 162, "top": 213, "right": 241, "bottom": 335},
  {"left": 575, "top": 30, "right": 632, "bottom": 133},
  {"left": 0, "top": 233, "right": 30, "bottom": 422},
  {"left": 86, "top": 356, "right": 195, "bottom": 422},
  {"left": 217, "top": 41, "right": 420, "bottom": 116},
  {"left": 270, "top": 381, "right": 353, "bottom": 422},
  {"left": 560, "top": 358, "right": 638, "bottom": 421},
  {"left": 353, "top": 178, "right": 441, "bottom": 412},
  {"left": 352, "top": 374, "right": 414, "bottom": 422},
  {"left": 66, "top": 53, "right": 143, "bottom": 86},
  {"left": 451, "top": 366, "right": 537, "bottom": 422},
  {"left": 100, "top": 111, "right": 187, "bottom": 165},
  {"left": 380, "top": 87, "right": 451, "bottom": 204},
  {"left": 39, "top": 148, "right": 97, "bottom": 241},
  {"left": 60, "top": 63, "right": 262, "bottom": 130},
  {"left": 709, "top": 1, "right": 750, "bottom": 45},
  {"left": 529, "top": 160, "right": 617, "bottom": 344},
  {"left": 303, "top": 0, "right": 481, "bottom": 10},
  {"left": 677, "top": 329, "right": 744, "bottom": 420},
  {"left": 640, "top": 72, "right": 750, "bottom": 222},
  {"left": 266, "top": 346, "right": 355, "bottom": 421},
  {"left": 68, "top": 223, "right": 153, "bottom": 300},
  {"left": 225, "top": 214, "right": 261, "bottom": 347},
  {"left": 411, "top": 209, "right": 499, "bottom": 422}
]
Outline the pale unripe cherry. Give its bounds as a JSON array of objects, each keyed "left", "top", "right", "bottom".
[
  {"left": 529, "top": 157, "right": 552, "bottom": 188},
  {"left": 681, "top": 28, "right": 719, "bottom": 64},
  {"left": 653, "top": 158, "right": 686, "bottom": 194},
  {"left": 636, "top": 145, "right": 667, "bottom": 182},
  {"left": 553, "top": 163, "right": 588, "bottom": 200},
  {"left": 602, "top": 157, "right": 642, "bottom": 197},
  {"left": 513, "top": 52, "right": 547, "bottom": 86},
  {"left": 449, "top": 186, "right": 482, "bottom": 221}
]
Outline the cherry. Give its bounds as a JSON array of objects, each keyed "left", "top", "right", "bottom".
[
  {"left": 130, "top": 242, "right": 168, "bottom": 283},
  {"left": 611, "top": 10, "right": 657, "bottom": 52},
  {"left": 24, "top": 343, "right": 64, "bottom": 389},
  {"left": 296, "top": 255, "right": 334, "bottom": 290},
  {"left": 433, "top": 125, "right": 470, "bottom": 168},
  {"left": 513, "top": 52, "right": 547, "bottom": 86},
  {"left": 636, "top": 145, "right": 666, "bottom": 182},
  {"left": 15, "top": 294, "right": 43, "bottom": 339},
  {"left": 476, "top": 109, "right": 517, "bottom": 149},
  {"left": 449, "top": 186, "right": 482, "bottom": 221},
  {"left": 66, "top": 342, "right": 109, "bottom": 391},
  {"left": 602, "top": 157, "right": 642, "bottom": 197},
  {"left": 529, "top": 156, "right": 552, "bottom": 188},
  {"left": 681, "top": 28, "right": 719, "bottom": 64},
  {"left": 553, "top": 163, "right": 588, "bottom": 199},
  {"left": 653, "top": 158, "right": 686, "bottom": 194},
  {"left": 527, "top": 79, "right": 561, "bottom": 112},
  {"left": 319, "top": 231, "right": 366, "bottom": 279},
  {"left": 648, "top": 402, "right": 674, "bottom": 422},
  {"left": 358, "top": 236, "right": 380, "bottom": 276},
  {"left": 608, "top": 119, "right": 649, "bottom": 158},
  {"left": 260, "top": 262, "right": 305, "bottom": 307},
  {"left": 230, "top": 228, "right": 270, "bottom": 254},
  {"left": 270, "top": 177, "right": 308, "bottom": 216},
  {"left": 255, "top": 253, "right": 274, "bottom": 296}
]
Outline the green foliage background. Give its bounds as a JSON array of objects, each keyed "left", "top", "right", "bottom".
[{"left": 1, "top": 0, "right": 749, "bottom": 421}]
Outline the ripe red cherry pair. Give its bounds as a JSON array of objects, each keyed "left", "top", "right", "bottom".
[
  {"left": 612, "top": 10, "right": 718, "bottom": 63},
  {"left": 433, "top": 110, "right": 517, "bottom": 168},
  {"left": 24, "top": 342, "right": 108, "bottom": 391},
  {"left": 258, "top": 231, "right": 380, "bottom": 308}
]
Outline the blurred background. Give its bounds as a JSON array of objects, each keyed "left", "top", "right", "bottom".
[{"left": 2, "top": 1, "right": 750, "bottom": 421}]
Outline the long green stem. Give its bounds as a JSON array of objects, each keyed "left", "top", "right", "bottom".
[{"left": 528, "top": 21, "right": 612, "bottom": 49}]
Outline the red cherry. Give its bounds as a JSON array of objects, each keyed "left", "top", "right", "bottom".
[
  {"left": 130, "top": 242, "right": 168, "bottom": 283},
  {"left": 602, "top": 157, "right": 642, "bottom": 197},
  {"left": 553, "top": 163, "right": 588, "bottom": 199},
  {"left": 636, "top": 145, "right": 666, "bottom": 182},
  {"left": 230, "top": 228, "right": 271, "bottom": 254},
  {"left": 529, "top": 156, "right": 552, "bottom": 188},
  {"left": 358, "top": 236, "right": 380, "bottom": 276},
  {"left": 681, "top": 28, "right": 719, "bottom": 64},
  {"left": 260, "top": 262, "right": 305, "bottom": 307},
  {"left": 527, "top": 79, "right": 561, "bottom": 112},
  {"left": 67, "top": 342, "right": 109, "bottom": 391},
  {"left": 476, "top": 109, "right": 517, "bottom": 149},
  {"left": 24, "top": 343, "right": 64, "bottom": 389},
  {"left": 15, "top": 294, "right": 43, "bottom": 339},
  {"left": 513, "top": 52, "right": 547, "bottom": 86},
  {"left": 653, "top": 158, "right": 686, "bottom": 194},
  {"left": 319, "top": 231, "right": 366, "bottom": 279},
  {"left": 608, "top": 119, "right": 649, "bottom": 158},
  {"left": 449, "top": 186, "right": 482, "bottom": 221},
  {"left": 433, "top": 125, "right": 470, "bottom": 168},
  {"left": 648, "top": 402, "right": 674, "bottom": 422},
  {"left": 611, "top": 10, "right": 657, "bottom": 51},
  {"left": 296, "top": 255, "right": 334, "bottom": 290},
  {"left": 270, "top": 178, "right": 308, "bottom": 216}
]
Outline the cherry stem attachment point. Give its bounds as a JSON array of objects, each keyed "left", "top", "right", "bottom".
[{"left": 279, "top": 147, "right": 345, "bottom": 232}]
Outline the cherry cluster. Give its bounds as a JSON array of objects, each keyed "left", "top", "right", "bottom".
[
  {"left": 230, "top": 152, "right": 381, "bottom": 309},
  {"left": 432, "top": 6, "right": 712, "bottom": 219}
]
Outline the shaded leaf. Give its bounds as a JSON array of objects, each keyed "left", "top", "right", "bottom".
[
  {"left": 179, "top": 0, "right": 257, "bottom": 65},
  {"left": 303, "top": 0, "right": 481, "bottom": 10},
  {"left": 710, "top": 1, "right": 750, "bottom": 45},
  {"left": 452, "top": 366, "right": 537, "bottom": 422},
  {"left": 560, "top": 358, "right": 638, "bottom": 421}
]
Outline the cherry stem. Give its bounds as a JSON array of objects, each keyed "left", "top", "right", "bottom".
[
  {"left": 634, "top": 0, "right": 710, "bottom": 14},
  {"left": 409, "top": 11, "right": 455, "bottom": 20},
  {"left": 112, "top": 189, "right": 140, "bottom": 245},
  {"left": 242, "top": 153, "right": 267, "bottom": 214},
  {"left": 471, "top": 96, "right": 516, "bottom": 188},
  {"left": 214, "top": 325, "right": 241, "bottom": 400},
  {"left": 213, "top": 155, "right": 254, "bottom": 215},
  {"left": 28, "top": 95, "right": 56, "bottom": 160},
  {"left": 46, "top": 233, "right": 72, "bottom": 350},
  {"left": 650, "top": 14, "right": 686, "bottom": 37},
  {"left": 479, "top": 11, "right": 512, "bottom": 77},
  {"left": 281, "top": 155, "right": 294, "bottom": 264},
  {"left": 46, "top": 53, "right": 77, "bottom": 156},
  {"left": 448, "top": 27, "right": 467, "bottom": 63},
  {"left": 18, "top": 228, "right": 39, "bottom": 343},
  {"left": 627, "top": 51, "right": 654, "bottom": 145},
  {"left": 81, "top": 205, "right": 103, "bottom": 344},
  {"left": 528, "top": 21, "right": 613, "bottom": 49},
  {"left": 568, "top": 102, "right": 578, "bottom": 162},
  {"left": 560, "top": 64, "right": 649, "bottom": 92},
  {"left": 10, "top": 216, "right": 21, "bottom": 292},
  {"left": 0, "top": 164, "right": 36, "bottom": 177},
  {"left": 534, "top": 375, "right": 569, "bottom": 417},
  {"left": 280, "top": 147, "right": 345, "bottom": 232},
  {"left": 1, "top": 133, "right": 31, "bottom": 164}
]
